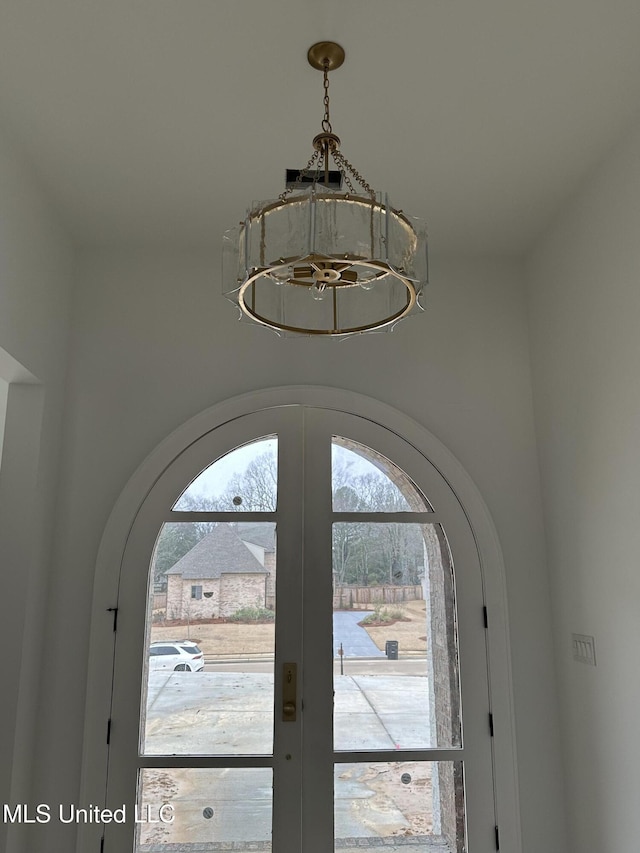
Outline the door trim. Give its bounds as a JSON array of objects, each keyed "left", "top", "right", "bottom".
[{"left": 78, "top": 385, "right": 522, "bottom": 853}]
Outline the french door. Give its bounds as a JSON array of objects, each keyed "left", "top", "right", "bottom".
[{"left": 104, "top": 406, "right": 495, "bottom": 852}]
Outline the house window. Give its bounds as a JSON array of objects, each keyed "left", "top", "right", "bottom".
[{"left": 191, "top": 585, "right": 202, "bottom": 600}]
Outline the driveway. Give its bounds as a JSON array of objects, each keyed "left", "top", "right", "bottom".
[
  {"left": 333, "top": 611, "right": 384, "bottom": 657},
  {"left": 141, "top": 669, "right": 434, "bottom": 848}
]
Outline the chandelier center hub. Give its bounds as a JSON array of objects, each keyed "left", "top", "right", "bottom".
[
  {"left": 313, "top": 267, "right": 342, "bottom": 284},
  {"left": 313, "top": 133, "right": 341, "bottom": 152}
]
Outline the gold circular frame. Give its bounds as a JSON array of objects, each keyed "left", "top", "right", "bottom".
[
  {"left": 237, "top": 259, "right": 419, "bottom": 336},
  {"left": 232, "top": 191, "right": 423, "bottom": 335}
]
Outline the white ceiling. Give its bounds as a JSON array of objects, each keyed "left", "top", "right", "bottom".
[{"left": 1, "top": 0, "right": 640, "bottom": 254}]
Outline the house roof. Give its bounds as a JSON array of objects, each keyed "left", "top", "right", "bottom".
[
  {"left": 166, "top": 525, "right": 267, "bottom": 579},
  {"left": 237, "top": 522, "right": 276, "bottom": 553}
]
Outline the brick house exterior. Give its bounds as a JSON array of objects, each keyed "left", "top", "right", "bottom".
[
  {"left": 165, "top": 524, "right": 275, "bottom": 619},
  {"left": 237, "top": 523, "right": 277, "bottom": 609}
]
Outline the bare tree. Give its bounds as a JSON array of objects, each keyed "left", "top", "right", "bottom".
[
  {"left": 220, "top": 450, "right": 277, "bottom": 511},
  {"left": 160, "top": 446, "right": 424, "bottom": 587}
]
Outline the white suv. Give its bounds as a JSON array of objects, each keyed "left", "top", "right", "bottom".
[{"left": 149, "top": 641, "right": 205, "bottom": 672}]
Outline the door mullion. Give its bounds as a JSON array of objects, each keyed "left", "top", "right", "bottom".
[
  {"left": 137, "top": 755, "right": 275, "bottom": 769},
  {"left": 167, "top": 511, "right": 278, "bottom": 523},
  {"left": 332, "top": 511, "right": 438, "bottom": 524},
  {"left": 272, "top": 408, "right": 305, "bottom": 853},
  {"left": 301, "top": 408, "right": 335, "bottom": 853},
  {"left": 334, "top": 749, "right": 465, "bottom": 764}
]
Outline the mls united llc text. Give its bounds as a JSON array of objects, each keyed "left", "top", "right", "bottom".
[{"left": 3, "top": 804, "right": 174, "bottom": 824}]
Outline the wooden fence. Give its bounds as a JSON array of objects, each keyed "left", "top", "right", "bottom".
[
  {"left": 154, "top": 588, "right": 421, "bottom": 612},
  {"left": 333, "top": 584, "right": 423, "bottom": 609},
  {"left": 153, "top": 592, "right": 167, "bottom": 610}
]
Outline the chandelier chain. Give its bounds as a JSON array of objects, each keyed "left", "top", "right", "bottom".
[
  {"left": 278, "top": 148, "right": 323, "bottom": 202},
  {"left": 279, "top": 46, "right": 375, "bottom": 203},
  {"left": 322, "top": 61, "right": 332, "bottom": 133},
  {"left": 336, "top": 158, "right": 356, "bottom": 194},
  {"left": 332, "top": 149, "right": 376, "bottom": 198}
]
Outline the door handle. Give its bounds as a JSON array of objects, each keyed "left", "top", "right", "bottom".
[{"left": 282, "top": 663, "right": 297, "bottom": 722}]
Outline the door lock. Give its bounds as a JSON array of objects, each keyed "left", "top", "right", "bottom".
[{"left": 282, "top": 663, "right": 297, "bottom": 722}]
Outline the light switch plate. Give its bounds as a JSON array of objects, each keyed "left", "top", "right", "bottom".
[{"left": 572, "top": 633, "right": 596, "bottom": 666}]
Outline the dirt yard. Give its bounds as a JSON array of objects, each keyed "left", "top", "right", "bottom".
[
  {"left": 360, "top": 599, "right": 427, "bottom": 654},
  {"left": 150, "top": 621, "right": 275, "bottom": 657},
  {"left": 150, "top": 599, "right": 427, "bottom": 657}
]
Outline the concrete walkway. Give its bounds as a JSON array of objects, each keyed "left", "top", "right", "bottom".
[
  {"left": 139, "top": 669, "right": 443, "bottom": 851},
  {"left": 144, "top": 670, "right": 432, "bottom": 755},
  {"left": 136, "top": 664, "right": 448, "bottom": 853},
  {"left": 333, "top": 611, "right": 385, "bottom": 657}
]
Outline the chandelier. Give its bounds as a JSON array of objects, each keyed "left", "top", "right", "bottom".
[{"left": 222, "top": 42, "right": 428, "bottom": 337}]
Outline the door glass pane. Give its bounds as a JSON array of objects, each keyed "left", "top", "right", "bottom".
[
  {"left": 140, "top": 521, "right": 277, "bottom": 755},
  {"left": 136, "top": 767, "right": 273, "bottom": 851},
  {"left": 334, "top": 761, "right": 465, "bottom": 853},
  {"left": 332, "top": 437, "right": 433, "bottom": 512},
  {"left": 333, "top": 523, "right": 461, "bottom": 750},
  {"left": 173, "top": 436, "right": 277, "bottom": 511}
]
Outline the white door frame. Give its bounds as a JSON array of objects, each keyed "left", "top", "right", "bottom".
[{"left": 78, "top": 385, "right": 522, "bottom": 853}]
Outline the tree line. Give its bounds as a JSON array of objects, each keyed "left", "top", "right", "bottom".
[{"left": 153, "top": 449, "right": 425, "bottom": 586}]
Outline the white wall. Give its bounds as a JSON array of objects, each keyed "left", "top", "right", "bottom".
[
  {"left": 33, "top": 249, "right": 567, "bottom": 852},
  {"left": 0, "top": 376, "right": 7, "bottom": 459},
  {"left": 526, "top": 112, "right": 640, "bottom": 853},
  {"left": 0, "top": 125, "right": 73, "bottom": 853}
]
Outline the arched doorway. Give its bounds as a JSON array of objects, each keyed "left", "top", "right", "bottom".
[{"left": 81, "top": 389, "right": 519, "bottom": 853}]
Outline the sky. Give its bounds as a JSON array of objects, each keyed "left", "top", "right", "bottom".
[{"left": 178, "top": 435, "right": 387, "bottom": 503}]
